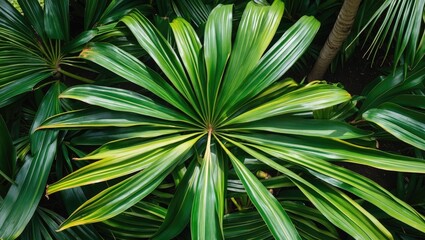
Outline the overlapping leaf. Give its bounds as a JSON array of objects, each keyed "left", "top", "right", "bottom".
[
  {"left": 363, "top": 103, "right": 425, "bottom": 150},
  {"left": 218, "top": 0, "right": 284, "bottom": 114},
  {"left": 225, "top": 83, "right": 351, "bottom": 125},
  {"left": 170, "top": 17, "right": 205, "bottom": 117},
  {"left": 226, "top": 132, "right": 425, "bottom": 172},
  {"left": 153, "top": 160, "right": 201, "bottom": 240},
  {"left": 101, "top": 201, "right": 165, "bottom": 239},
  {"left": 191, "top": 136, "right": 224, "bottom": 239},
  {"left": 226, "top": 116, "right": 372, "bottom": 139},
  {"left": 221, "top": 138, "right": 392, "bottom": 239},
  {"left": 218, "top": 138, "right": 300, "bottom": 240},
  {"left": 44, "top": 0, "right": 69, "bottom": 40},
  {"left": 60, "top": 85, "right": 185, "bottom": 122},
  {"left": 219, "top": 15, "right": 321, "bottom": 118},
  {"left": 121, "top": 10, "right": 197, "bottom": 111},
  {"left": 57, "top": 137, "right": 200, "bottom": 230},
  {"left": 0, "top": 83, "right": 62, "bottom": 239},
  {"left": 203, "top": 4, "right": 232, "bottom": 123},
  {"left": 46, "top": 134, "right": 198, "bottom": 195},
  {"left": 79, "top": 42, "right": 200, "bottom": 124}
]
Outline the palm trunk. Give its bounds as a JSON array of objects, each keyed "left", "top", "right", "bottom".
[{"left": 307, "top": 0, "right": 362, "bottom": 81}]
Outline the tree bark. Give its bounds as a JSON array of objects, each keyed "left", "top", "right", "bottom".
[{"left": 307, "top": 0, "right": 362, "bottom": 81}]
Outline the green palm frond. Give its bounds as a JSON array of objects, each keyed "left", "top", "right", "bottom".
[
  {"left": 38, "top": 0, "right": 425, "bottom": 239},
  {"left": 0, "top": 1, "right": 152, "bottom": 238},
  {"left": 0, "top": 83, "right": 62, "bottom": 239},
  {"left": 359, "top": 61, "right": 425, "bottom": 151},
  {"left": 355, "top": 0, "right": 425, "bottom": 68}
]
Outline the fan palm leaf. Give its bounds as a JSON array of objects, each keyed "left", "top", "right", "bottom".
[
  {"left": 40, "top": 0, "right": 425, "bottom": 238},
  {"left": 0, "top": 1, "right": 151, "bottom": 238}
]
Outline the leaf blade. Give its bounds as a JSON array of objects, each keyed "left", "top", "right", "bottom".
[
  {"left": 225, "top": 84, "right": 351, "bottom": 125},
  {"left": 58, "top": 137, "right": 199, "bottom": 230},
  {"left": 191, "top": 138, "right": 224, "bottom": 239},
  {"left": 363, "top": 103, "right": 425, "bottom": 150},
  {"left": 0, "top": 82, "right": 62, "bottom": 239},
  {"left": 44, "top": 0, "right": 69, "bottom": 40},
  {"left": 227, "top": 116, "right": 372, "bottom": 139},
  {"left": 60, "top": 85, "right": 185, "bottom": 122},
  {"left": 121, "top": 10, "right": 198, "bottom": 111},
  {"left": 217, "top": 137, "right": 300, "bottom": 240}
]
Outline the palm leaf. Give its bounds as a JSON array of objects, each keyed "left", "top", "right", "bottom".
[
  {"left": 0, "top": 82, "right": 62, "bottom": 239},
  {"left": 257, "top": 145, "right": 425, "bottom": 232},
  {"left": 170, "top": 17, "right": 205, "bottom": 117},
  {"left": 39, "top": 109, "right": 172, "bottom": 130},
  {"left": 218, "top": 0, "right": 284, "bottom": 114},
  {"left": 121, "top": 10, "right": 198, "bottom": 111},
  {"left": 46, "top": 134, "right": 198, "bottom": 195},
  {"left": 172, "top": 0, "right": 210, "bottom": 27},
  {"left": 294, "top": 181, "right": 391, "bottom": 240},
  {"left": 0, "top": 72, "right": 52, "bottom": 108},
  {"left": 101, "top": 201, "right": 165, "bottom": 239},
  {"left": 70, "top": 125, "right": 186, "bottom": 146},
  {"left": 19, "top": 207, "right": 101, "bottom": 240},
  {"left": 17, "top": 0, "right": 45, "bottom": 40},
  {"left": 84, "top": 0, "right": 108, "bottom": 30},
  {"left": 79, "top": 42, "right": 200, "bottom": 125},
  {"left": 223, "top": 203, "right": 339, "bottom": 240},
  {"left": 356, "top": 0, "right": 425, "bottom": 68},
  {"left": 219, "top": 15, "right": 320, "bottom": 117},
  {"left": 56, "top": 137, "right": 200, "bottom": 230},
  {"left": 227, "top": 116, "right": 372, "bottom": 139},
  {"left": 227, "top": 132, "right": 425, "bottom": 172},
  {"left": 203, "top": 4, "right": 232, "bottom": 123},
  {"left": 153, "top": 160, "right": 201, "bottom": 240},
  {"left": 224, "top": 83, "right": 351, "bottom": 125},
  {"left": 44, "top": 0, "right": 69, "bottom": 40},
  {"left": 363, "top": 103, "right": 425, "bottom": 151},
  {"left": 60, "top": 85, "right": 185, "bottom": 122},
  {"left": 191, "top": 137, "right": 225, "bottom": 239},
  {"left": 222, "top": 138, "right": 392, "bottom": 239},
  {"left": 359, "top": 64, "right": 425, "bottom": 113},
  {"left": 217, "top": 138, "right": 300, "bottom": 240}
]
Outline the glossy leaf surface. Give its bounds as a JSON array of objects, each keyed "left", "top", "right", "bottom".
[{"left": 0, "top": 83, "right": 62, "bottom": 239}]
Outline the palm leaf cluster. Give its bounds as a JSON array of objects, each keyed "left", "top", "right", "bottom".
[
  {"left": 0, "top": 0, "right": 425, "bottom": 239},
  {"left": 341, "top": 0, "right": 425, "bottom": 69},
  {"left": 358, "top": 0, "right": 424, "bottom": 68},
  {"left": 35, "top": 1, "right": 425, "bottom": 239},
  {"left": 359, "top": 61, "right": 425, "bottom": 151},
  {"left": 0, "top": 0, "right": 148, "bottom": 238}
]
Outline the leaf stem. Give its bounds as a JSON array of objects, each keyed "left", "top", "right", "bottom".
[
  {"left": 58, "top": 68, "right": 94, "bottom": 83},
  {"left": 0, "top": 170, "right": 16, "bottom": 185},
  {"left": 230, "top": 198, "right": 243, "bottom": 211}
]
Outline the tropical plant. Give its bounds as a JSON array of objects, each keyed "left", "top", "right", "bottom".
[
  {"left": 0, "top": 0, "right": 150, "bottom": 238},
  {"left": 358, "top": 62, "right": 425, "bottom": 151},
  {"left": 34, "top": 1, "right": 425, "bottom": 239},
  {"left": 354, "top": 0, "right": 425, "bottom": 69},
  {"left": 309, "top": 0, "right": 425, "bottom": 80},
  {"left": 352, "top": 62, "right": 425, "bottom": 239}
]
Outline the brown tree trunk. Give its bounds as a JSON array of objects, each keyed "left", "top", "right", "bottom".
[{"left": 307, "top": 0, "right": 362, "bottom": 82}]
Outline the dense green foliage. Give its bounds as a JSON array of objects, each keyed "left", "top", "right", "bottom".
[{"left": 0, "top": 0, "right": 424, "bottom": 239}]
